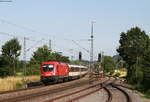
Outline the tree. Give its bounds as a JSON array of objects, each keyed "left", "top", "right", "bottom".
[
  {"left": 117, "top": 27, "right": 150, "bottom": 84},
  {"left": 50, "top": 52, "right": 70, "bottom": 62},
  {"left": 142, "top": 38, "right": 150, "bottom": 90},
  {"left": 30, "top": 45, "right": 70, "bottom": 64},
  {"left": 28, "top": 45, "right": 70, "bottom": 75},
  {"left": 102, "top": 56, "right": 116, "bottom": 73},
  {"left": 1, "top": 38, "right": 21, "bottom": 75},
  {"left": 0, "top": 55, "right": 12, "bottom": 77},
  {"left": 113, "top": 55, "right": 127, "bottom": 69},
  {"left": 30, "top": 45, "right": 51, "bottom": 64}
]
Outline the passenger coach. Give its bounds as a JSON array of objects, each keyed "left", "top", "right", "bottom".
[{"left": 68, "top": 64, "right": 88, "bottom": 79}]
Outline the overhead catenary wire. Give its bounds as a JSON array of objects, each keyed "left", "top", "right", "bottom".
[
  {"left": 72, "top": 40, "right": 90, "bottom": 53},
  {"left": 0, "top": 31, "right": 59, "bottom": 55},
  {"left": 0, "top": 0, "right": 12, "bottom": 2},
  {"left": 0, "top": 18, "right": 95, "bottom": 61},
  {"left": 0, "top": 32, "right": 17, "bottom": 38},
  {"left": 65, "top": 39, "right": 89, "bottom": 53},
  {"left": 0, "top": 18, "right": 52, "bottom": 37},
  {"left": 0, "top": 19, "right": 90, "bottom": 53},
  {"left": 26, "top": 38, "right": 45, "bottom": 52},
  {"left": 0, "top": 31, "right": 44, "bottom": 42}
]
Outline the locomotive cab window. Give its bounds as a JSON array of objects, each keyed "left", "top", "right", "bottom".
[{"left": 43, "top": 64, "right": 54, "bottom": 72}]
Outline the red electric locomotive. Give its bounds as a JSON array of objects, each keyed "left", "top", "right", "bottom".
[
  {"left": 40, "top": 61, "right": 69, "bottom": 84},
  {"left": 40, "top": 61, "right": 88, "bottom": 85}
]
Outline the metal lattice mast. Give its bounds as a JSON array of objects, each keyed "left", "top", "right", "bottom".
[
  {"left": 49, "top": 39, "right": 51, "bottom": 51},
  {"left": 23, "top": 37, "right": 27, "bottom": 84},
  {"left": 90, "top": 21, "right": 95, "bottom": 73}
]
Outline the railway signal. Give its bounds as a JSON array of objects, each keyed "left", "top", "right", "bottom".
[
  {"left": 79, "top": 51, "right": 82, "bottom": 61},
  {"left": 98, "top": 53, "right": 101, "bottom": 62}
]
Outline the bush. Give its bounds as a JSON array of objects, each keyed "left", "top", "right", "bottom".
[
  {"left": 0, "top": 66, "right": 13, "bottom": 77},
  {"left": 114, "top": 72, "right": 121, "bottom": 77},
  {"left": 141, "top": 77, "right": 150, "bottom": 91},
  {"left": 102, "top": 56, "right": 116, "bottom": 73},
  {"left": 16, "top": 82, "right": 24, "bottom": 89},
  {"left": 26, "top": 64, "right": 40, "bottom": 76},
  {"left": 109, "top": 71, "right": 114, "bottom": 75}
]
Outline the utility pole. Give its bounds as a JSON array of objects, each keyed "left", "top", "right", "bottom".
[
  {"left": 49, "top": 40, "right": 51, "bottom": 51},
  {"left": 69, "top": 49, "right": 74, "bottom": 61},
  {"left": 23, "top": 37, "right": 27, "bottom": 86},
  {"left": 101, "top": 51, "right": 104, "bottom": 77},
  {"left": 90, "top": 21, "right": 95, "bottom": 74}
]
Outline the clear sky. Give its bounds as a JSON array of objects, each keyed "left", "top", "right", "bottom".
[{"left": 0, "top": 0, "right": 150, "bottom": 61}]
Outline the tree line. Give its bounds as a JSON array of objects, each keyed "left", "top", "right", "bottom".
[{"left": 0, "top": 39, "right": 70, "bottom": 77}]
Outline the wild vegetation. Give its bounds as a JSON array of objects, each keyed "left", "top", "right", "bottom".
[
  {"left": 117, "top": 27, "right": 150, "bottom": 96},
  {"left": 102, "top": 56, "right": 116, "bottom": 73},
  {"left": 0, "top": 76, "right": 40, "bottom": 91}
]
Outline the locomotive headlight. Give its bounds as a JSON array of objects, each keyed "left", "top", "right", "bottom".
[{"left": 48, "top": 65, "right": 53, "bottom": 68}]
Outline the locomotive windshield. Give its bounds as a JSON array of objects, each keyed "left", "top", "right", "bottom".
[{"left": 42, "top": 64, "right": 54, "bottom": 72}]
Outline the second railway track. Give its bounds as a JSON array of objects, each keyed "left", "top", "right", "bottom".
[{"left": 0, "top": 77, "right": 110, "bottom": 102}]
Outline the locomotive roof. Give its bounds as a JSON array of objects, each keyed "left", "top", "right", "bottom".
[
  {"left": 42, "top": 61, "right": 88, "bottom": 69},
  {"left": 43, "top": 61, "right": 67, "bottom": 64}
]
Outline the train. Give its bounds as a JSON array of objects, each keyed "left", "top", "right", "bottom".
[{"left": 40, "top": 61, "right": 88, "bottom": 85}]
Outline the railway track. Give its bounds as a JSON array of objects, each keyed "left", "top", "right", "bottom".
[
  {"left": 43, "top": 77, "right": 132, "bottom": 102},
  {"left": 0, "top": 77, "right": 106, "bottom": 102},
  {"left": 103, "top": 86, "right": 112, "bottom": 102},
  {"left": 110, "top": 83, "right": 132, "bottom": 102},
  {"left": 103, "top": 83, "right": 132, "bottom": 102},
  {"left": 43, "top": 78, "right": 115, "bottom": 102}
]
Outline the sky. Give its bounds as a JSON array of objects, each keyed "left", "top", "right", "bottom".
[{"left": 0, "top": 0, "right": 150, "bottom": 61}]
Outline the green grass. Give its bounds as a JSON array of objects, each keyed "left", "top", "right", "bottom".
[
  {"left": 143, "top": 90, "right": 150, "bottom": 99},
  {"left": 16, "top": 82, "right": 24, "bottom": 89}
]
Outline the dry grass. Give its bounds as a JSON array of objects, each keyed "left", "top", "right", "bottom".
[
  {"left": 0, "top": 76, "right": 40, "bottom": 91},
  {"left": 26, "top": 76, "right": 40, "bottom": 82},
  {"left": 114, "top": 69, "right": 127, "bottom": 77}
]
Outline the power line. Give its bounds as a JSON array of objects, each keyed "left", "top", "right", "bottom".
[
  {"left": 0, "top": 0, "right": 12, "bottom": 2},
  {"left": 26, "top": 39, "right": 45, "bottom": 52},
  {"left": 71, "top": 40, "right": 89, "bottom": 53},
  {"left": 0, "top": 32, "right": 17, "bottom": 38},
  {"left": 76, "top": 39, "right": 91, "bottom": 41},
  {"left": 0, "top": 31, "right": 43, "bottom": 42},
  {"left": 64, "top": 39, "right": 89, "bottom": 53},
  {"left": 0, "top": 18, "right": 51, "bottom": 36}
]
